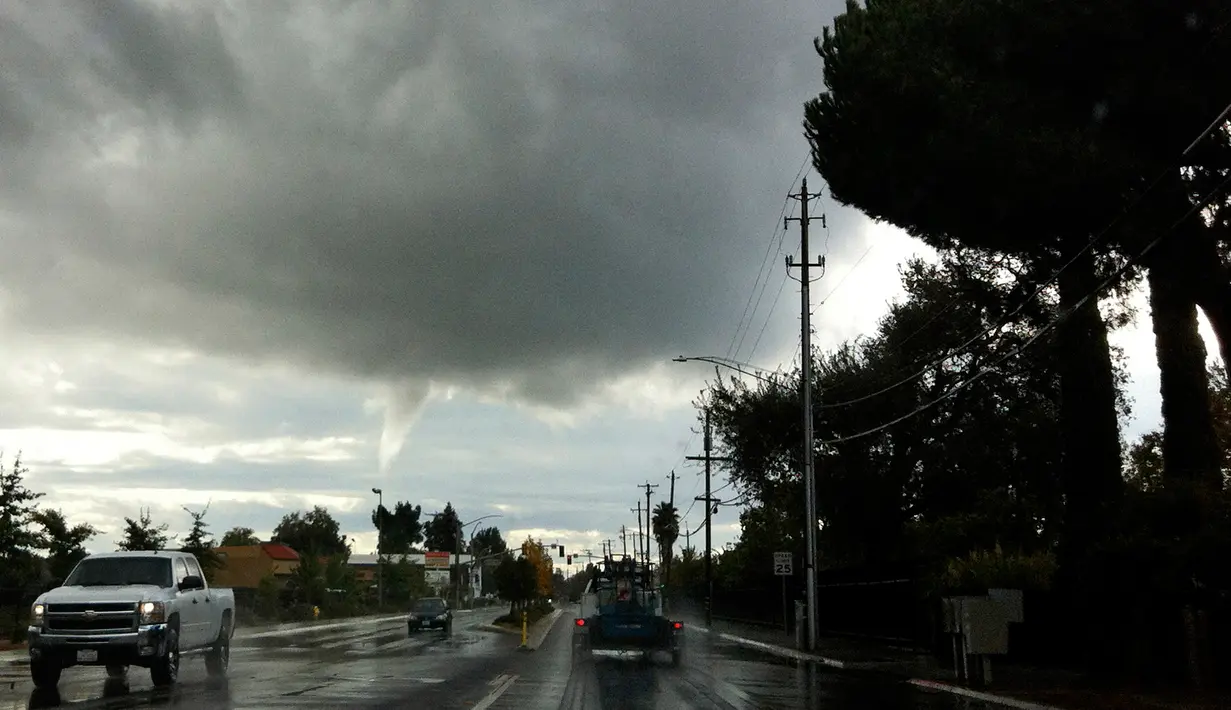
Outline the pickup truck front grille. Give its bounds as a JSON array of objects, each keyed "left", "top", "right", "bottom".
[
  {"left": 46, "top": 603, "right": 136, "bottom": 614},
  {"left": 44, "top": 603, "right": 139, "bottom": 634}
]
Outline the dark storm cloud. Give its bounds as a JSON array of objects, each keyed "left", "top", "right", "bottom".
[{"left": 0, "top": 0, "right": 863, "bottom": 406}]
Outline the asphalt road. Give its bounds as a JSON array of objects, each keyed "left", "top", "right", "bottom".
[{"left": 0, "top": 606, "right": 1013, "bottom": 709}]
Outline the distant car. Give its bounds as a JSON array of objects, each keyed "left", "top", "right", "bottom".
[{"left": 407, "top": 597, "right": 452, "bottom": 634}]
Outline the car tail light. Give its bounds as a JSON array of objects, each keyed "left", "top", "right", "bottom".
[
  {"left": 672, "top": 621, "right": 682, "bottom": 630},
  {"left": 575, "top": 618, "right": 585, "bottom": 626}
]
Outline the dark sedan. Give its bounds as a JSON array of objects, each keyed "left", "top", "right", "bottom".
[{"left": 407, "top": 597, "right": 452, "bottom": 634}]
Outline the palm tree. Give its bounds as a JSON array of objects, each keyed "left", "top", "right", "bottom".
[{"left": 650, "top": 502, "right": 680, "bottom": 584}]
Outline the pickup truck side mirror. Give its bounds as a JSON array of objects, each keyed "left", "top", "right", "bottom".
[{"left": 179, "top": 575, "right": 205, "bottom": 591}]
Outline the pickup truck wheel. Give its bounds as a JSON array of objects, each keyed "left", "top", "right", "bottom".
[
  {"left": 206, "top": 616, "right": 232, "bottom": 677},
  {"left": 30, "top": 660, "right": 61, "bottom": 689},
  {"left": 105, "top": 664, "right": 128, "bottom": 678},
  {"left": 150, "top": 628, "right": 180, "bottom": 687}
]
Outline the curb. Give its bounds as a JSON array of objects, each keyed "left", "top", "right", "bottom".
[
  {"left": 478, "top": 623, "right": 522, "bottom": 636},
  {"left": 908, "top": 679, "right": 1065, "bottom": 710},
  {"left": 523, "top": 609, "right": 563, "bottom": 651}
]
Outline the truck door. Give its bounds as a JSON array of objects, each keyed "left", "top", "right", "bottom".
[
  {"left": 184, "top": 556, "right": 212, "bottom": 645},
  {"left": 173, "top": 557, "right": 205, "bottom": 647}
]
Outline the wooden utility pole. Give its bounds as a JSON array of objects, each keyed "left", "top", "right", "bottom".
[
  {"left": 786, "top": 176, "right": 825, "bottom": 652},
  {"left": 665, "top": 470, "right": 679, "bottom": 583},
  {"left": 639, "top": 481, "right": 659, "bottom": 567},
  {"left": 687, "top": 405, "right": 730, "bottom": 628},
  {"left": 633, "top": 502, "right": 644, "bottom": 565},
  {"left": 619, "top": 525, "right": 628, "bottom": 558}
]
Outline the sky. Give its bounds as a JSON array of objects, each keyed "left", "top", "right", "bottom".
[{"left": 0, "top": 1, "right": 1217, "bottom": 571}]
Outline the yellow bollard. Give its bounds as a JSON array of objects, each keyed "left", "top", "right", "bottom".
[
  {"left": 313, "top": 605, "right": 320, "bottom": 620},
  {"left": 521, "top": 611, "right": 528, "bottom": 647}
]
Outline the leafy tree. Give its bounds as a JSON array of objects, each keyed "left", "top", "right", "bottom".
[
  {"left": 371, "top": 500, "right": 424, "bottom": 554},
  {"left": 470, "top": 526, "right": 506, "bottom": 559},
  {"left": 271, "top": 506, "right": 349, "bottom": 558},
  {"left": 493, "top": 554, "right": 536, "bottom": 611},
  {"left": 179, "top": 504, "right": 221, "bottom": 582},
  {"left": 286, "top": 551, "right": 325, "bottom": 607},
  {"left": 220, "top": 526, "right": 261, "bottom": 547},
  {"left": 31, "top": 509, "right": 98, "bottom": 581},
  {"left": 423, "top": 502, "right": 462, "bottom": 553},
  {"left": 116, "top": 508, "right": 170, "bottom": 552},
  {"left": 802, "top": 0, "right": 1156, "bottom": 556},
  {"left": 519, "top": 537, "right": 553, "bottom": 598},
  {"left": 0, "top": 452, "right": 43, "bottom": 590},
  {"left": 651, "top": 502, "right": 679, "bottom": 578}
]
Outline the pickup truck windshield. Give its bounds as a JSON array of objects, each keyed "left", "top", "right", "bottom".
[{"left": 65, "top": 558, "right": 174, "bottom": 588}]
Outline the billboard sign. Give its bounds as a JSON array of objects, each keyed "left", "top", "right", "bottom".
[{"left": 425, "top": 551, "right": 450, "bottom": 569}]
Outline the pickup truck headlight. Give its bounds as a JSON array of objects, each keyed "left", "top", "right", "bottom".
[
  {"left": 30, "top": 603, "right": 44, "bottom": 625},
  {"left": 139, "top": 601, "right": 166, "bottom": 624}
]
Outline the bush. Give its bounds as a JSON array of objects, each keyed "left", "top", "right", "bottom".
[{"left": 936, "top": 544, "right": 1057, "bottom": 595}]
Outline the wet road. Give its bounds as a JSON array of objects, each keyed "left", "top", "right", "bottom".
[{"left": 0, "top": 606, "right": 1013, "bottom": 709}]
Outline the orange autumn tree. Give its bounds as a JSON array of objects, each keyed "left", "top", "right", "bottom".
[{"left": 519, "top": 537, "right": 554, "bottom": 599}]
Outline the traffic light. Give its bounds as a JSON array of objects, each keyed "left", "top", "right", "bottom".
[
  {"left": 559, "top": 545, "right": 565, "bottom": 558},
  {"left": 566, "top": 555, "right": 572, "bottom": 564}
]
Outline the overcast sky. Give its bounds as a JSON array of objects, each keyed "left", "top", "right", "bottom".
[{"left": 0, "top": 1, "right": 1214, "bottom": 567}]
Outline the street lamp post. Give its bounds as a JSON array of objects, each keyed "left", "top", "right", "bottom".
[
  {"left": 674, "top": 354, "right": 816, "bottom": 648},
  {"left": 372, "top": 487, "right": 384, "bottom": 609},
  {"left": 425, "top": 512, "right": 503, "bottom": 609},
  {"left": 459, "top": 515, "right": 502, "bottom": 608}
]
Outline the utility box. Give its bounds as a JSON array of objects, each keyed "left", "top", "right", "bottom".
[
  {"left": 987, "top": 588, "right": 1024, "bottom": 624},
  {"left": 961, "top": 597, "right": 1010, "bottom": 655}
]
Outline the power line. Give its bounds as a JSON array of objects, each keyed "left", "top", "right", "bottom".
[
  {"left": 726, "top": 156, "right": 811, "bottom": 363},
  {"left": 818, "top": 168, "right": 1231, "bottom": 447},
  {"left": 723, "top": 158, "right": 812, "bottom": 361}
]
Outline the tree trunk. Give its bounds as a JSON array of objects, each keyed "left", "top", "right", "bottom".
[
  {"left": 1188, "top": 230, "right": 1231, "bottom": 371},
  {"left": 1147, "top": 235, "right": 1223, "bottom": 489},
  {"left": 1055, "top": 245, "right": 1124, "bottom": 549},
  {"left": 1054, "top": 243, "right": 1125, "bottom": 672}
]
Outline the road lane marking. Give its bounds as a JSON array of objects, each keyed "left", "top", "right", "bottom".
[
  {"left": 908, "top": 679, "right": 1064, "bottom": 710},
  {"left": 715, "top": 632, "right": 846, "bottom": 667},
  {"left": 474, "top": 673, "right": 518, "bottom": 709},
  {"left": 240, "top": 613, "right": 404, "bottom": 640}
]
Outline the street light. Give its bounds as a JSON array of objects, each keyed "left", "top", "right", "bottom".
[
  {"left": 372, "top": 488, "right": 383, "bottom": 609},
  {"left": 671, "top": 355, "right": 785, "bottom": 386},
  {"left": 458, "top": 514, "right": 502, "bottom": 608},
  {"left": 675, "top": 352, "right": 818, "bottom": 651}
]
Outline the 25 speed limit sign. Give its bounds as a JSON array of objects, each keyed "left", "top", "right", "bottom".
[{"left": 773, "top": 552, "right": 793, "bottom": 576}]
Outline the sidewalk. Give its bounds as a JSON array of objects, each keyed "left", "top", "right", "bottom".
[{"left": 687, "top": 616, "right": 1231, "bottom": 710}]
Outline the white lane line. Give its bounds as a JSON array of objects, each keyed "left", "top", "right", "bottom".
[
  {"left": 473, "top": 673, "right": 518, "bottom": 710},
  {"left": 908, "top": 679, "right": 1065, "bottom": 710},
  {"left": 240, "top": 614, "right": 404, "bottom": 640}
]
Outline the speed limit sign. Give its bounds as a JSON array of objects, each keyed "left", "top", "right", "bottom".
[{"left": 773, "top": 551, "right": 793, "bottom": 576}]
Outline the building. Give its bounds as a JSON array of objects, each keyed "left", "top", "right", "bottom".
[
  {"left": 346, "top": 553, "right": 478, "bottom": 595},
  {"left": 214, "top": 543, "right": 300, "bottom": 589}
]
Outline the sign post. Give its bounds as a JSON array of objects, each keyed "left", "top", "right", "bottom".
[{"left": 773, "top": 552, "right": 794, "bottom": 633}]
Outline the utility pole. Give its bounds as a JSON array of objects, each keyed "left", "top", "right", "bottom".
[
  {"left": 639, "top": 481, "right": 659, "bottom": 568},
  {"left": 604, "top": 539, "right": 614, "bottom": 561},
  {"left": 688, "top": 404, "right": 729, "bottom": 628},
  {"left": 620, "top": 525, "right": 628, "bottom": 558},
  {"left": 786, "top": 176, "right": 825, "bottom": 652},
  {"left": 371, "top": 488, "right": 383, "bottom": 609},
  {"left": 665, "top": 470, "right": 679, "bottom": 588},
  {"left": 633, "top": 503, "right": 644, "bottom": 565}
]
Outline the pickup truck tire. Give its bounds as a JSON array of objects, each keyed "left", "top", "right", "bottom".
[
  {"left": 106, "top": 664, "right": 128, "bottom": 678},
  {"left": 30, "top": 660, "right": 61, "bottom": 689},
  {"left": 150, "top": 628, "right": 180, "bottom": 687},
  {"left": 206, "top": 614, "right": 232, "bottom": 677}
]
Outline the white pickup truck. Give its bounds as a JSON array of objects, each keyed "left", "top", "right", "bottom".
[{"left": 26, "top": 550, "right": 235, "bottom": 689}]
